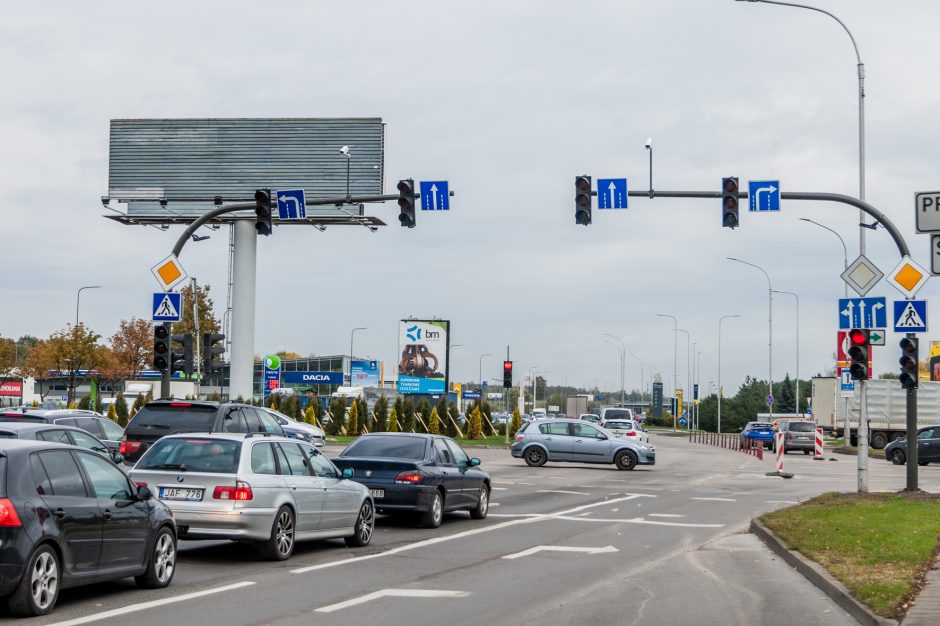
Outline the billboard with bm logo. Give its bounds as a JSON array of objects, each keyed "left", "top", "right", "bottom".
[{"left": 397, "top": 320, "right": 450, "bottom": 395}]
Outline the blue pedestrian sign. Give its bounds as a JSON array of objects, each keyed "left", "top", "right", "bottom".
[
  {"left": 276, "top": 189, "right": 306, "bottom": 220},
  {"left": 893, "top": 299, "right": 928, "bottom": 333},
  {"left": 152, "top": 292, "right": 182, "bottom": 322},
  {"left": 839, "top": 297, "right": 887, "bottom": 329},
  {"left": 748, "top": 180, "right": 780, "bottom": 212},
  {"left": 420, "top": 181, "right": 449, "bottom": 211},
  {"left": 597, "top": 178, "right": 628, "bottom": 209}
]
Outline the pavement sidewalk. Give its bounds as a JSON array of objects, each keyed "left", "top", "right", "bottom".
[{"left": 903, "top": 560, "right": 940, "bottom": 625}]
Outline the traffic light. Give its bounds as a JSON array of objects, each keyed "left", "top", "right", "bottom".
[
  {"left": 722, "top": 177, "right": 739, "bottom": 229},
  {"left": 172, "top": 333, "right": 194, "bottom": 376},
  {"left": 575, "top": 175, "right": 592, "bottom": 225},
  {"left": 397, "top": 179, "right": 416, "bottom": 228},
  {"left": 899, "top": 336, "right": 919, "bottom": 389},
  {"left": 153, "top": 324, "right": 170, "bottom": 371},
  {"left": 202, "top": 333, "right": 226, "bottom": 374},
  {"left": 847, "top": 328, "right": 871, "bottom": 380},
  {"left": 503, "top": 360, "right": 513, "bottom": 388},
  {"left": 254, "top": 188, "right": 273, "bottom": 236}
]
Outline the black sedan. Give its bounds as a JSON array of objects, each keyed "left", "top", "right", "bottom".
[
  {"left": 0, "top": 439, "right": 176, "bottom": 617},
  {"left": 333, "top": 433, "right": 490, "bottom": 528}
]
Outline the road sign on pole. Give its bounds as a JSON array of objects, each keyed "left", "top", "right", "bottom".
[
  {"left": 915, "top": 191, "right": 940, "bottom": 233},
  {"left": 839, "top": 368, "right": 856, "bottom": 397},
  {"left": 838, "top": 297, "right": 887, "bottom": 329},
  {"left": 894, "top": 300, "right": 928, "bottom": 333},
  {"left": 748, "top": 180, "right": 780, "bottom": 212},
  {"left": 887, "top": 256, "right": 930, "bottom": 299},
  {"left": 276, "top": 189, "right": 306, "bottom": 220},
  {"left": 152, "top": 292, "right": 182, "bottom": 322},
  {"left": 597, "top": 178, "right": 628, "bottom": 209},
  {"left": 150, "top": 254, "right": 188, "bottom": 291},
  {"left": 420, "top": 181, "right": 449, "bottom": 210},
  {"left": 840, "top": 255, "right": 884, "bottom": 297},
  {"left": 931, "top": 234, "right": 940, "bottom": 276}
]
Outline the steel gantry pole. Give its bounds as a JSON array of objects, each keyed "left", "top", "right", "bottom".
[
  {"left": 655, "top": 314, "right": 678, "bottom": 431},
  {"left": 737, "top": 0, "right": 866, "bottom": 254},
  {"left": 728, "top": 258, "right": 774, "bottom": 421},
  {"left": 718, "top": 315, "right": 742, "bottom": 434},
  {"left": 773, "top": 290, "right": 800, "bottom": 415}
]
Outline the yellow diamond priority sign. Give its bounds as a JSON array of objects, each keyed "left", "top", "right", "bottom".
[
  {"left": 886, "top": 255, "right": 929, "bottom": 299},
  {"left": 150, "top": 254, "right": 189, "bottom": 291}
]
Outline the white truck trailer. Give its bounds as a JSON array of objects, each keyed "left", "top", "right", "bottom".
[{"left": 810, "top": 376, "right": 940, "bottom": 449}]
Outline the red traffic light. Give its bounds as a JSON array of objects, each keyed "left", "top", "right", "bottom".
[
  {"left": 848, "top": 329, "right": 869, "bottom": 345},
  {"left": 503, "top": 360, "right": 512, "bottom": 371}
]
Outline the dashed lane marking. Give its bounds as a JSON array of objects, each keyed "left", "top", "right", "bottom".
[
  {"left": 690, "top": 497, "right": 737, "bottom": 502},
  {"left": 537, "top": 490, "right": 590, "bottom": 496},
  {"left": 316, "top": 589, "right": 471, "bottom": 613},
  {"left": 551, "top": 515, "right": 724, "bottom": 528},
  {"left": 649, "top": 513, "right": 685, "bottom": 518}
]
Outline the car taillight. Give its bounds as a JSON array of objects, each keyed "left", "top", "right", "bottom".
[
  {"left": 135, "top": 482, "right": 148, "bottom": 488},
  {"left": 119, "top": 438, "right": 142, "bottom": 455},
  {"left": 625, "top": 431, "right": 637, "bottom": 437},
  {"left": 514, "top": 434, "right": 525, "bottom": 442},
  {"left": 394, "top": 472, "right": 423, "bottom": 484},
  {"left": 0, "top": 498, "right": 22, "bottom": 527},
  {"left": 213, "top": 481, "right": 253, "bottom": 501}
]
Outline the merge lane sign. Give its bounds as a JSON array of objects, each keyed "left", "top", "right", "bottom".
[{"left": 916, "top": 191, "right": 940, "bottom": 233}]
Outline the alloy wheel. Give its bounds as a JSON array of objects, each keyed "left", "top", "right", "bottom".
[
  {"left": 276, "top": 510, "right": 295, "bottom": 556},
  {"left": 30, "top": 551, "right": 58, "bottom": 611},
  {"left": 154, "top": 532, "right": 176, "bottom": 583}
]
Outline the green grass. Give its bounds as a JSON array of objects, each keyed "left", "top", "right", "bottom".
[
  {"left": 326, "top": 434, "right": 510, "bottom": 448},
  {"left": 761, "top": 492, "right": 940, "bottom": 618}
]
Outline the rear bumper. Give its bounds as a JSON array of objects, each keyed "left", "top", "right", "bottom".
[
  {"left": 356, "top": 483, "right": 438, "bottom": 513},
  {"left": 170, "top": 507, "right": 277, "bottom": 541},
  {"left": 782, "top": 439, "right": 814, "bottom": 450},
  {"left": 0, "top": 528, "right": 31, "bottom": 596}
]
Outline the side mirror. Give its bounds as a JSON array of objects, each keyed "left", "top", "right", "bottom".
[
  {"left": 342, "top": 468, "right": 354, "bottom": 479},
  {"left": 469, "top": 457, "right": 481, "bottom": 467},
  {"left": 597, "top": 434, "right": 608, "bottom": 441},
  {"left": 112, "top": 452, "right": 125, "bottom": 464},
  {"left": 137, "top": 486, "right": 153, "bottom": 500}
]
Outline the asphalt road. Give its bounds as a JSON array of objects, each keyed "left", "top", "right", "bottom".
[{"left": 11, "top": 433, "right": 940, "bottom": 626}]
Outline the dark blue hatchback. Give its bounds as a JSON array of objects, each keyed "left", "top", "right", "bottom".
[{"left": 740, "top": 422, "right": 775, "bottom": 449}]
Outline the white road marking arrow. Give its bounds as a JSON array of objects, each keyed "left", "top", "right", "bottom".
[
  {"left": 608, "top": 180, "right": 617, "bottom": 208},
  {"left": 429, "top": 184, "right": 438, "bottom": 209},
  {"left": 503, "top": 545, "right": 619, "bottom": 560},
  {"left": 871, "top": 301, "right": 884, "bottom": 325},
  {"left": 316, "top": 589, "right": 470, "bottom": 613},
  {"left": 278, "top": 195, "right": 300, "bottom": 217},
  {"left": 841, "top": 301, "right": 854, "bottom": 325},
  {"left": 754, "top": 185, "right": 777, "bottom": 210}
]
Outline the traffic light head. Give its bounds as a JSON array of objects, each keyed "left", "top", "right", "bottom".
[
  {"left": 847, "top": 328, "right": 870, "bottom": 380},
  {"left": 722, "top": 177, "right": 739, "bottom": 229},
  {"left": 575, "top": 176, "right": 592, "bottom": 225},
  {"left": 254, "top": 188, "right": 273, "bottom": 236},
  {"left": 172, "top": 333, "right": 194, "bottom": 376},
  {"left": 202, "top": 332, "right": 226, "bottom": 374},
  {"left": 153, "top": 324, "right": 170, "bottom": 371},
  {"left": 397, "top": 179, "right": 416, "bottom": 228},
  {"left": 503, "top": 360, "right": 513, "bottom": 388},
  {"left": 899, "top": 336, "right": 920, "bottom": 389}
]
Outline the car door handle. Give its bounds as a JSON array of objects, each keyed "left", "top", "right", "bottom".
[
  {"left": 544, "top": 437, "right": 552, "bottom": 441},
  {"left": 103, "top": 509, "right": 112, "bottom": 521},
  {"left": 53, "top": 508, "right": 66, "bottom": 519},
  {"left": 575, "top": 439, "right": 583, "bottom": 443}
]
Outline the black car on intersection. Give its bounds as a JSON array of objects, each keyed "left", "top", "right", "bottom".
[{"left": 333, "top": 433, "right": 490, "bottom": 528}]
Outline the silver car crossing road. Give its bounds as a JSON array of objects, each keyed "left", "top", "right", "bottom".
[{"left": 511, "top": 419, "right": 655, "bottom": 470}]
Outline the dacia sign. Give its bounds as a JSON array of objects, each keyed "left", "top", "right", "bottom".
[{"left": 283, "top": 371, "right": 344, "bottom": 385}]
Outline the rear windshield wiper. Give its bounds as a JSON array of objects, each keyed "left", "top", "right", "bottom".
[{"left": 147, "top": 463, "right": 188, "bottom": 471}]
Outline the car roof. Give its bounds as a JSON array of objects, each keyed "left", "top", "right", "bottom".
[
  {"left": 0, "top": 422, "right": 91, "bottom": 433},
  {"left": 42, "top": 410, "right": 103, "bottom": 417},
  {"left": 155, "top": 432, "right": 296, "bottom": 443},
  {"left": 356, "top": 432, "right": 438, "bottom": 439},
  {"left": 0, "top": 438, "right": 79, "bottom": 452}
]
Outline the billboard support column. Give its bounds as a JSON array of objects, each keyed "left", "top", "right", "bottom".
[{"left": 229, "top": 219, "right": 257, "bottom": 400}]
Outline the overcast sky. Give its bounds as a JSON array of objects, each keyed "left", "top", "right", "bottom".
[{"left": 2, "top": 1, "right": 939, "bottom": 396}]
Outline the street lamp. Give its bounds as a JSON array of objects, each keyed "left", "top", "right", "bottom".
[
  {"left": 772, "top": 290, "right": 800, "bottom": 415},
  {"left": 718, "top": 314, "right": 742, "bottom": 434},
  {"left": 728, "top": 257, "right": 774, "bottom": 420},
  {"left": 528, "top": 366, "right": 538, "bottom": 413},
  {"left": 604, "top": 334, "right": 626, "bottom": 405},
  {"left": 478, "top": 353, "right": 492, "bottom": 406},
  {"left": 655, "top": 313, "right": 678, "bottom": 432},
  {"left": 800, "top": 218, "right": 849, "bottom": 298},
  {"left": 349, "top": 327, "right": 367, "bottom": 386},
  {"left": 75, "top": 286, "right": 102, "bottom": 328},
  {"left": 738, "top": 0, "right": 867, "bottom": 253}
]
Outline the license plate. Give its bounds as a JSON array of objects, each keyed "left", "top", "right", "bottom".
[
  {"left": 159, "top": 487, "right": 204, "bottom": 501},
  {"left": 369, "top": 489, "right": 384, "bottom": 499}
]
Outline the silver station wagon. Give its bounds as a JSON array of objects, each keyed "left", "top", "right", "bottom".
[{"left": 129, "top": 433, "right": 374, "bottom": 560}]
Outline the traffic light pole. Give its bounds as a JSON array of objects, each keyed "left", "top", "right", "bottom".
[
  {"left": 905, "top": 332, "right": 919, "bottom": 491},
  {"left": 858, "top": 380, "right": 869, "bottom": 493},
  {"left": 160, "top": 322, "right": 171, "bottom": 399}
]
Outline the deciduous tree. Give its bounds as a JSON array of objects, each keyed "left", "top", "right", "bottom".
[
  {"left": 171, "top": 283, "right": 221, "bottom": 337},
  {"left": 109, "top": 318, "right": 153, "bottom": 379}
]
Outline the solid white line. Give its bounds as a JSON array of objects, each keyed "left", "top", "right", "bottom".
[
  {"left": 551, "top": 515, "right": 724, "bottom": 528},
  {"left": 316, "top": 589, "right": 470, "bottom": 613},
  {"left": 491, "top": 487, "right": 508, "bottom": 490},
  {"left": 649, "top": 513, "right": 685, "bottom": 518},
  {"left": 46, "top": 581, "right": 256, "bottom": 626},
  {"left": 537, "top": 489, "right": 590, "bottom": 496},
  {"left": 291, "top": 493, "right": 653, "bottom": 574},
  {"left": 487, "top": 513, "right": 544, "bottom": 518},
  {"left": 517, "top": 482, "right": 536, "bottom": 486},
  {"left": 503, "top": 545, "right": 618, "bottom": 560},
  {"left": 690, "top": 497, "right": 737, "bottom": 502}
]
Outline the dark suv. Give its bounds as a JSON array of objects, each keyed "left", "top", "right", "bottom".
[{"left": 120, "top": 401, "right": 286, "bottom": 464}]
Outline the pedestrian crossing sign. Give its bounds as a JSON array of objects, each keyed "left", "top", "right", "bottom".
[
  {"left": 893, "top": 299, "right": 927, "bottom": 333},
  {"left": 152, "top": 292, "right": 183, "bottom": 322}
]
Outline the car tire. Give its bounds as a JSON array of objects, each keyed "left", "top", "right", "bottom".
[
  {"left": 469, "top": 485, "right": 490, "bottom": 520},
  {"left": 891, "top": 449, "right": 906, "bottom": 465},
  {"left": 871, "top": 431, "right": 889, "bottom": 450},
  {"left": 345, "top": 500, "right": 375, "bottom": 547},
  {"left": 803, "top": 450, "right": 811, "bottom": 455},
  {"left": 135, "top": 526, "right": 177, "bottom": 588},
  {"left": 919, "top": 461, "right": 930, "bottom": 467},
  {"left": 614, "top": 450, "right": 638, "bottom": 471},
  {"left": 524, "top": 447, "right": 547, "bottom": 467},
  {"left": 259, "top": 506, "right": 295, "bottom": 561},
  {"left": 420, "top": 491, "right": 444, "bottom": 528},
  {"left": 9, "top": 544, "right": 60, "bottom": 617}
]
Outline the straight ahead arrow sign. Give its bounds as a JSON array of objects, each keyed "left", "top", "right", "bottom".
[{"left": 502, "top": 545, "right": 619, "bottom": 560}]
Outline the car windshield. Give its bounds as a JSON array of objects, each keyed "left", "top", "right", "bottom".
[
  {"left": 603, "top": 410, "right": 631, "bottom": 419},
  {"left": 341, "top": 435, "right": 427, "bottom": 460},
  {"left": 131, "top": 405, "right": 217, "bottom": 431},
  {"left": 788, "top": 422, "right": 816, "bottom": 432},
  {"left": 137, "top": 438, "right": 242, "bottom": 473}
]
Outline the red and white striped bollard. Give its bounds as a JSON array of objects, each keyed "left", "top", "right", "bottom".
[
  {"left": 814, "top": 427, "right": 825, "bottom": 460},
  {"left": 775, "top": 431, "right": 785, "bottom": 473}
]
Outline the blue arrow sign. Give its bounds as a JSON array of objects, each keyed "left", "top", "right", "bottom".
[
  {"left": 748, "top": 180, "right": 780, "bottom": 212},
  {"left": 597, "top": 178, "right": 628, "bottom": 209},
  {"left": 276, "top": 189, "right": 306, "bottom": 220},
  {"left": 893, "top": 299, "right": 928, "bottom": 333},
  {"left": 152, "top": 292, "right": 182, "bottom": 322},
  {"left": 838, "top": 297, "right": 887, "bottom": 329},
  {"left": 420, "top": 181, "right": 449, "bottom": 210}
]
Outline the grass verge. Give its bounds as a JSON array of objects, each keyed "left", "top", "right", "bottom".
[
  {"left": 761, "top": 492, "right": 940, "bottom": 618},
  {"left": 327, "top": 435, "right": 510, "bottom": 448}
]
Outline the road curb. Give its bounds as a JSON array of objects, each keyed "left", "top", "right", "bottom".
[{"left": 750, "top": 518, "right": 898, "bottom": 626}]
